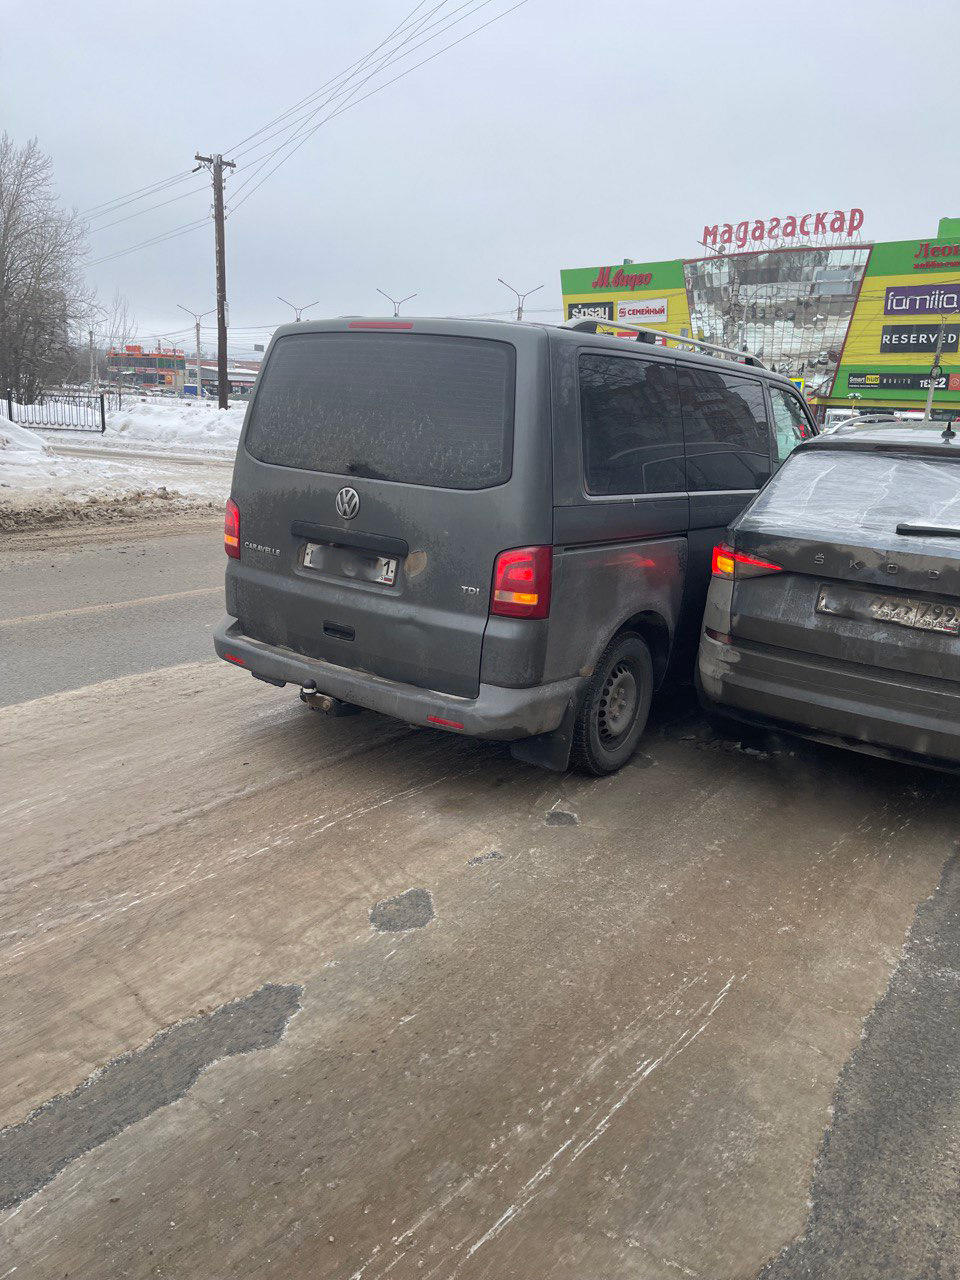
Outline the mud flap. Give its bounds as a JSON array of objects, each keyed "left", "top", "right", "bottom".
[{"left": 509, "top": 699, "right": 577, "bottom": 772}]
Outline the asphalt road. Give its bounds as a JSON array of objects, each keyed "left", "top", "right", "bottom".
[
  {"left": 2, "top": 517, "right": 959, "bottom": 1279},
  {"left": 0, "top": 517, "right": 224, "bottom": 706}
]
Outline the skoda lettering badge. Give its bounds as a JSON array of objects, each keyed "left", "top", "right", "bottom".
[{"left": 335, "top": 486, "right": 360, "bottom": 520}]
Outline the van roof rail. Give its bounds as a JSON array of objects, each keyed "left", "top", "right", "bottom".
[{"left": 560, "top": 317, "right": 766, "bottom": 369}]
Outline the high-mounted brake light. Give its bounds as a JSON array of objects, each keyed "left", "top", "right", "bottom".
[
  {"left": 224, "top": 498, "right": 240, "bottom": 559},
  {"left": 348, "top": 320, "right": 413, "bottom": 330},
  {"left": 491, "top": 546, "right": 552, "bottom": 619},
  {"left": 711, "top": 544, "right": 783, "bottom": 580}
]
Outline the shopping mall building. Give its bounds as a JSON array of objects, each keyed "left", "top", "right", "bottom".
[{"left": 560, "top": 215, "right": 960, "bottom": 420}]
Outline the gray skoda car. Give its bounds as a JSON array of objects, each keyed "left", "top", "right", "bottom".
[
  {"left": 698, "top": 421, "right": 960, "bottom": 768},
  {"left": 215, "top": 316, "right": 814, "bottom": 772}
]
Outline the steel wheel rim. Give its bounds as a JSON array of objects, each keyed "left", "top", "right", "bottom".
[{"left": 597, "top": 660, "right": 638, "bottom": 743}]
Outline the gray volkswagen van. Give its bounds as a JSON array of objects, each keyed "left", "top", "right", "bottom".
[{"left": 214, "top": 316, "right": 815, "bottom": 772}]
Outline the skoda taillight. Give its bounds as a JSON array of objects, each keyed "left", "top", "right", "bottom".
[
  {"left": 711, "top": 544, "right": 783, "bottom": 580},
  {"left": 224, "top": 498, "right": 240, "bottom": 559},
  {"left": 491, "top": 546, "right": 552, "bottom": 619}
]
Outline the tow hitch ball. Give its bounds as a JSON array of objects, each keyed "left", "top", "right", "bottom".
[{"left": 299, "top": 681, "right": 360, "bottom": 716}]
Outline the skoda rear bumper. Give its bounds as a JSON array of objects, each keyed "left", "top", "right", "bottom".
[
  {"left": 698, "top": 631, "right": 960, "bottom": 769},
  {"left": 214, "top": 615, "right": 583, "bottom": 741}
]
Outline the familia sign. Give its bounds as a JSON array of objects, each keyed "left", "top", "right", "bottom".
[
  {"left": 702, "top": 208, "right": 864, "bottom": 251},
  {"left": 884, "top": 283, "right": 960, "bottom": 316}
]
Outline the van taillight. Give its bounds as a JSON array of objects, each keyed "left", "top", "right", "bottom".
[
  {"left": 491, "top": 546, "right": 552, "bottom": 619},
  {"left": 224, "top": 498, "right": 240, "bottom": 559},
  {"left": 711, "top": 543, "right": 782, "bottom": 579}
]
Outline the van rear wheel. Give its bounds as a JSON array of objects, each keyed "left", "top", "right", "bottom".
[{"left": 570, "top": 633, "right": 653, "bottom": 775}]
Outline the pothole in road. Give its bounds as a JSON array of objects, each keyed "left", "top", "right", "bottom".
[
  {"left": 0, "top": 982, "right": 302, "bottom": 1212},
  {"left": 545, "top": 809, "right": 579, "bottom": 826},
  {"left": 370, "top": 887, "right": 435, "bottom": 932}
]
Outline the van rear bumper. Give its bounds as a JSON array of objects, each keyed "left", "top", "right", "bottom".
[
  {"left": 698, "top": 631, "right": 960, "bottom": 768},
  {"left": 214, "top": 616, "right": 584, "bottom": 740}
]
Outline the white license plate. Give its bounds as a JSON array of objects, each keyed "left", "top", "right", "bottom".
[
  {"left": 868, "top": 595, "right": 959, "bottom": 634},
  {"left": 304, "top": 542, "right": 397, "bottom": 586},
  {"left": 816, "top": 587, "right": 960, "bottom": 635}
]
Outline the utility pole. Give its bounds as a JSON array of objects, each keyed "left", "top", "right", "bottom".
[
  {"left": 376, "top": 288, "right": 417, "bottom": 317},
  {"left": 278, "top": 296, "right": 321, "bottom": 323},
  {"left": 88, "top": 329, "right": 96, "bottom": 394},
  {"left": 923, "top": 316, "right": 947, "bottom": 424},
  {"left": 194, "top": 152, "right": 236, "bottom": 409},
  {"left": 177, "top": 304, "right": 216, "bottom": 399},
  {"left": 497, "top": 278, "right": 542, "bottom": 321}
]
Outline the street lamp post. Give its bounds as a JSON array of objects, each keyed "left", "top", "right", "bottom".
[
  {"left": 376, "top": 289, "right": 417, "bottom": 317},
  {"left": 177, "top": 304, "right": 216, "bottom": 399},
  {"left": 497, "top": 278, "right": 542, "bottom": 322},
  {"left": 277, "top": 297, "right": 321, "bottom": 323},
  {"left": 923, "top": 317, "right": 947, "bottom": 424}
]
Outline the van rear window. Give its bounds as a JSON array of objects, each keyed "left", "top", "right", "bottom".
[{"left": 244, "top": 332, "right": 515, "bottom": 490}]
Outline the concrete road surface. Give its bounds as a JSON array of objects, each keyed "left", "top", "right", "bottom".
[{"left": 2, "top": 519, "right": 959, "bottom": 1279}]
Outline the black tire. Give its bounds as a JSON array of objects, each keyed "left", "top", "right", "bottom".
[{"left": 570, "top": 632, "right": 653, "bottom": 775}]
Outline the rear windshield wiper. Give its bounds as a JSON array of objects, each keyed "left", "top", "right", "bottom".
[
  {"left": 344, "top": 460, "right": 389, "bottom": 480},
  {"left": 896, "top": 522, "right": 960, "bottom": 537}
]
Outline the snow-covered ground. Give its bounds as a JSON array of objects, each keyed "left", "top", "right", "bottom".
[
  {"left": 0, "top": 399, "right": 239, "bottom": 530},
  {"left": 60, "top": 396, "right": 247, "bottom": 457}
]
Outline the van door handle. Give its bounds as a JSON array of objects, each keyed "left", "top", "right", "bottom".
[
  {"left": 292, "top": 520, "right": 409, "bottom": 559},
  {"left": 323, "top": 621, "right": 356, "bottom": 642}
]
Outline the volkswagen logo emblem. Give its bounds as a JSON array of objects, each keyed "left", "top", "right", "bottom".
[{"left": 335, "top": 486, "right": 360, "bottom": 520}]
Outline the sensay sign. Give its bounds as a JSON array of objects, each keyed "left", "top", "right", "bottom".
[{"left": 702, "top": 208, "right": 864, "bottom": 250}]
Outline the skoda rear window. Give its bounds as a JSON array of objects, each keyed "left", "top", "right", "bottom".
[
  {"left": 244, "top": 332, "right": 515, "bottom": 490},
  {"left": 739, "top": 448, "right": 960, "bottom": 546}
]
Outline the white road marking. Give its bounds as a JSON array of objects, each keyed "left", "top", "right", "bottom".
[{"left": 0, "top": 587, "right": 220, "bottom": 627}]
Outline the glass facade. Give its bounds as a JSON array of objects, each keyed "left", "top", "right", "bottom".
[
  {"left": 684, "top": 248, "right": 870, "bottom": 397},
  {"left": 561, "top": 222, "right": 960, "bottom": 415}
]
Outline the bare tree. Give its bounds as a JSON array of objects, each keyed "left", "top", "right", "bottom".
[
  {"left": 0, "top": 133, "right": 92, "bottom": 401},
  {"left": 95, "top": 289, "right": 137, "bottom": 396}
]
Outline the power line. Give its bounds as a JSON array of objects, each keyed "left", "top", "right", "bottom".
[
  {"left": 227, "top": 0, "right": 508, "bottom": 210},
  {"left": 86, "top": 217, "right": 211, "bottom": 268},
  {"left": 87, "top": 6, "right": 446, "bottom": 243},
  {"left": 84, "top": 0, "right": 527, "bottom": 268},
  {"left": 226, "top": 0, "right": 472, "bottom": 167},
  {"left": 79, "top": 171, "right": 198, "bottom": 220},
  {"left": 86, "top": 183, "right": 209, "bottom": 233},
  {"left": 227, "top": 0, "right": 439, "bottom": 155},
  {"left": 227, "top": 0, "right": 528, "bottom": 218},
  {"left": 78, "top": 2, "right": 438, "bottom": 226},
  {"left": 225, "top": 0, "right": 457, "bottom": 207}
]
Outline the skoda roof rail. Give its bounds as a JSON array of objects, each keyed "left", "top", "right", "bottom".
[{"left": 561, "top": 317, "right": 766, "bottom": 369}]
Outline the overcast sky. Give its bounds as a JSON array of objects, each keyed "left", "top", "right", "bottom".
[{"left": 4, "top": 0, "right": 955, "bottom": 354}]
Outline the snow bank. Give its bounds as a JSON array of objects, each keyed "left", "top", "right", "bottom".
[
  {"left": 106, "top": 398, "right": 246, "bottom": 453},
  {"left": 0, "top": 420, "right": 230, "bottom": 531},
  {"left": 1, "top": 398, "right": 238, "bottom": 529},
  {"left": 0, "top": 420, "right": 51, "bottom": 455}
]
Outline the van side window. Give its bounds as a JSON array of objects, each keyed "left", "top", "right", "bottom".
[
  {"left": 678, "top": 367, "right": 772, "bottom": 492},
  {"left": 578, "top": 354, "right": 684, "bottom": 496},
  {"left": 769, "top": 387, "right": 815, "bottom": 465}
]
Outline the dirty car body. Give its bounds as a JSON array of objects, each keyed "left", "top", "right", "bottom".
[
  {"left": 215, "top": 317, "right": 813, "bottom": 772},
  {"left": 698, "top": 422, "right": 960, "bottom": 769}
]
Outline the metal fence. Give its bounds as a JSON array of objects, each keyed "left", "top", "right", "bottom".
[{"left": 5, "top": 389, "right": 106, "bottom": 433}]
